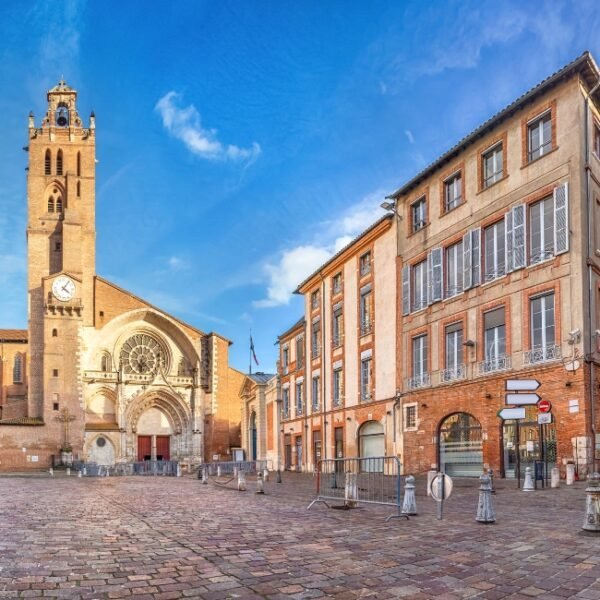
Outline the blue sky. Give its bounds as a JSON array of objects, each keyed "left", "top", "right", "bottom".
[{"left": 0, "top": 1, "right": 599, "bottom": 373}]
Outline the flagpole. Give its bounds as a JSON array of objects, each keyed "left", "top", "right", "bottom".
[{"left": 249, "top": 329, "right": 252, "bottom": 375}]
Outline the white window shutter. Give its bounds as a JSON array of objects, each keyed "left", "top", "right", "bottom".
[
  {"left": 427, "top": 252, "right": 433, "bottom": 305},
  {"left": 505, "top": 210, "right": 513, "bottom": 272},
  {"left": 471, "top": 228, "right": 481, "bottom": 287},
  {"left": 554, "top": 182, "right": 569, "bottom": 255},
  {"left": 402, "top": 265, "right": 411, "bottom": 315},
  {"left": 512, "top": 204, "right": 526, "bottom": 270},
  {"left": 463, "top": 231, "right": 472, "bottom": 290},
  {"left": 429, "top": 247, "right": 443, "bottom": 303}
]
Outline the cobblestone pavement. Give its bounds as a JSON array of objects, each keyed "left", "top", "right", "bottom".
[{"left": 1, "top": 472, "right": 599, "bottom": 599}]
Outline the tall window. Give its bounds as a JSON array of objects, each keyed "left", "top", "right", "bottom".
[
  {"left": 311, "top": 320, "right": 320, "bottom": 358},
  {"left": 360, "top": 289, "right": 372, "bottom": 335},
  {"left": 359, "top": 251, "right": 371, "bottom": 276},
  {"left": 332, "top": 307, "right": 343, "bottom": 347},
  {"left": 282, "top": 387, "right": 290, "bottom": 418},
  {"left": 411, "top": 335, "right": 428, "bottom": 386},
  {"left": 528, "top": 112, "right": 552, "bottom": 162},
  {"left": 332, "top": 272, "right": 342, "bottom": 295},
  {"left": 295, "top": 336, "right": 304, "bottom": 369},
  {"left": 56, "top": 149, "right": 63, "bottom": 176},
  {"left": 594, "top": 123, "right": 600, "bottom": 158},
  {"left": 44, "top": 149, "right": 51, "bottom": 175},
  {"left": 48, "top": 197, "right": 55, "bottom": 212},
  {"left": 311, "top": 290, "right": 320, "bottom": 310},
  {"left": 484, "top": 220, "right": 506, "bottom": 281},
  {"left": 443, "top": 323, "right": 463, "bottom": 381},
  {"left": 77, "top": 181, "right": 81, "bottom": 197},
  {"left": 529, "top": 196, "right": 554, "bottom": 264},
  {"left": 444, "top": 172, "right": 462, "bottom": 212},
  {"left": 483, "top": 307, "right": 506, "bottom": 372},
  {"left": 412, "top": 260, "right": 427, "bottom": 311},
  {"left": 360, "top": 357, "right": 372, "bottom": 401},
  {"left": 13, "top": 354, "right": 23, "bottom": 384},
  {"left": 333, "top": 368, "right": 342, "bottom": 407},
  {"left": 312, "top": 376, "right": 320, "bottom": 411},
  {"left": 404, "top": 405, "right": 417, "bottom": 430},
  {"left": 445, "top": 240, "right": 463, "bottom": 297},
  {"left": 530, "top": 293, "right": 556, "bottom": 355},
  {"left": 56, "top": 197, "right": 63, "bottom": 213},
  {"left": 100, "top": 353, "right": 111, "bottom": 372},
  {"left": 282, "top": 346, "right": 289, "bottom": 373},
  {"left": 296, "top": 381, "right": 304, "bottom": 414},
  {"left": 482, "top": 143, "right": 503, "bottom": 188},
  {"left": 77, "top": 152, "right": 81, "bottom": 176},
  {"left": 411, "top": 197, "right": 427, "bottom": 232}
]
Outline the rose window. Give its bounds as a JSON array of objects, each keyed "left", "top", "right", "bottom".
[{"left": 120, "top": 334, "right": 166, "bottom": 375}]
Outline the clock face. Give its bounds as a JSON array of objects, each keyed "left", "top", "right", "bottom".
[
  {"left": 52, "top": 276, "right": 75, "bottom": 302},
  {"left": 120, "top": 334, "right": 166, "bottom": 375}
]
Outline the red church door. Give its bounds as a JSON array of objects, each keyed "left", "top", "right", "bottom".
[
  {"left": 137, "top": 436, "right": 152, "bottom": 461},
  {"left": 156, "top": 436, "right": 170, "bottom": 460}
]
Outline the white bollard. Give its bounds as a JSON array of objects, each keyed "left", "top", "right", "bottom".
[
  {"left": 427, "top": 469, "right": 437, "bottom": 497},
  {"left": 583, "top": 473, "right": 600, "bottom": 531},
  {"left": 176, "top": 463, "right": 181, "bottom": 478},
  {"left": 401, "top": 475, "right": 417, "bottom": 515},
  {"left": 255, "top": 472, "right": 265, "bottom": 494},
  {"left": 233, "top": 467, "right": 238, "bottom": 477},
  {"left": 66, "top": 467, "right": 71, "bottom": 477},
  {"left": 263, "top": 468, "right": 269, "bottom": 482},
  {"left": 217, "top": 465, "right": 222, "bottom": 477},
  {"left": 522, "top": 467, "right": 535, "bottom": 491},
  {"left": 345, "top": 472, "right": 358, "bottom": 508},
  {"left": 82, "top": 466, "right": 87, "bottom": 476},
  {"left": 237, "top": 471, "right": 246, "bottom": 491},
  {"left": 77, "top": 470, "right": 82, "bottom": 478},
  {"left": 566, "top": 463, "right": 575, "bottom": 486},
  {"left": 202, "top": 467, "right": 208, "bottom": 485},
  {"left": 476, "top": 474, "right": 496, "bottom": 523},
  {"left": 106, "top": 468, "right": 110, "bottom": 477},
  {"left": 49, "top": 468, "right": 54, "bottom": 477},
  {"left": 551, "top": 467, "right": 560, "bottom": 488}
]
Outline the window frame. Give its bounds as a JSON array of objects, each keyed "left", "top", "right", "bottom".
[
  {"left": 594, "top": 121, "right": 600, "bottom": 159},
  {"left": 311, "top": 375, "right": 320, "bottom": 411},
  {"left": 295, "top": 381, "right": 304, "bottom": 415},
  {"left": 360, "top": 356, "right": 372, "bottom": 401},
  {"left": 410, "top": 196, "right": 427, "bottom": 233},
  {"left": 359, "top": 251, "right": 372, "bottom": 277},
  {"left": 359, "top": 289, "right": 373, "bottom": 335},
  {"left": 404, "top": 403, "right": 418, "bottom": 432},
  {"left": 484, "top": 219, "right": 506, "bottom": 282},
  {"left": 527, "top": 111, "right": 552, "bottom": 163},
  {"left": 530, "top": 292, "right": 556, "bottom": 351},
  {"left": 333, "top": 368, "right": 343, "bottom": 407},
  {"left": 332, "top": 307, "right": 343, "bottom": 347},
  {"left": 412, "top": 334, "right": 428, "bottom": 380},
  {"left": 445, "top": 239, "right": 463, "bottom": 298},
  {"left": 444, "top": 171, "right": 462, "bottom": 213},
  {"left": 332, "top": 272, "right": 343, "bottom": 295},
  {"left": 482, "top": 142, "right": 504, "bottom": 188},
  {"left": 412, "top": 259, "right": 427, "bottom": 312},
  {"left": 529, "top": 195, "right": 554, "bottom": 265}
]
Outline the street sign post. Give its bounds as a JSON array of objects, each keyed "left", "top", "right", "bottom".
[
  {"left": 498, "top": 407, "right": 526, "bottom": 420},
  {"left": 537, "top": 399, "right": 552, "bottom": 413},
  {"left": 430, "top": 473, "right": 453, "bottom": 520},
  {"left": 505, "top": 393, "right": 541, "bottom": 405},
  {"left": 506, "top": 379, "right": 541, "bottom": 391}
]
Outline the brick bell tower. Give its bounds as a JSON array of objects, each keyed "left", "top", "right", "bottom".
[{"left": 26, "top": 80, "right": 96, "bottom": 434}]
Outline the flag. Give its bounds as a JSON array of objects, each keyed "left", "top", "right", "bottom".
[{"left": 250, "top": 335, "right": 259, "bottom": 366}]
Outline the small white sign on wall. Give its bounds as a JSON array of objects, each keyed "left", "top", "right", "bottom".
[
  {"left": 31, "top": 456, "right": 39, "bottom": 462},
  {"left": 569, "top": 399, "right": 579, "bottom": 414}
]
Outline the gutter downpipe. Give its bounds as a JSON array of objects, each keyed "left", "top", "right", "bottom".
[
  {"left": 584, "top": 76, "right": 600, "bottom": 474},
  {"left": 319, "top": 271, "right": 327, "bottom": 463}
]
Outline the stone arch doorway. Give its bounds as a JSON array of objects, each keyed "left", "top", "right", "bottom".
[
  {"left": 249, "top": 411, "right": 257, "bottom": 461},
  {"left": 358, "top": 420, "right": 385, "bottom": 472},
  {"left": 136, "top": 407, "right": 173, "bottom": 461},
  {"left": 438, "top": 412, "right": 483, "bottom": 476}
]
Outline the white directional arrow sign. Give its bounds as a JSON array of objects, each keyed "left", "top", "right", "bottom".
[
  {"left": 505, "top": 379, "right": 541, "bottom": 392},
  {"left": 498, "top": 407, "right": 526, "bottom": 420},
  {"left": 505, "top": 393, "right": 541, "bottom": 406}
]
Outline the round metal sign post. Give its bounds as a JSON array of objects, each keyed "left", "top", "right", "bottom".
[
  {"left": 430, "top": 472, "right": 454, "bottom": 520},
  {"left": 537, "top": 399, "right": 551, "bottom": 413}
]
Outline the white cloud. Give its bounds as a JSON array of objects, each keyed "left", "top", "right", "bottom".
[
  {"left": 167, "top": 256, "right": 188, "bottom": 271},
  {"left": 155, "top": 91, "right": 261, "bottom": 164},
  {"left": 254, "top": 190, "right": 387, "bottom": 308},
  {"left": 404, "top": 130, "right": 415, "bottom": 144}
]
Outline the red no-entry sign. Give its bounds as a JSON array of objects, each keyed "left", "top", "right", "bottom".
[{"left": 538, "top": 399, "right": 552, "bottom": 413}]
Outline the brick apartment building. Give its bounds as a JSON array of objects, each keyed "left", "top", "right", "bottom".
[{"left": 272, "top": 51, "right": 600, "bottom": 479}]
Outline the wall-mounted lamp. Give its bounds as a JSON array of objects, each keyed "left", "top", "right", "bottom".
[{"left": 380, "top": 199, "right": 403, "bottom": 220}]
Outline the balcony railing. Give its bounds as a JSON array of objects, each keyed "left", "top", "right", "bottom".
[
  {"left": 360, "top": 320, "right": 373, "bottom": 336},
  {"left": 440, "top": 364, "right": 466, "bottom": 383},
  {"left": 478, "top": 355, "right": 511, "bottom": 375},
  {"left": 523, "top": 344, "right": 562, "bottom": 366},
  {"left": 406, "top": 373, "right": 430, "bottom": 390}
]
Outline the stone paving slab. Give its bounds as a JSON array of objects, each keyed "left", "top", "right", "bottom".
[{"left": 0, "top": 473, "right": 598, "bottom": 598}]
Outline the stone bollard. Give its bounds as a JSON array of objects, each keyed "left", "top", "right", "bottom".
[
  {"left": 263, "top": 468, "right": 269, "bottom": 482},
  {"left": 551, "top": 467, "right": 560, "bottom": 488},
  {"left": 427, "top": 469, "right": 437, "bottom": 497},
  {"left": 217, "top": 465, "right": 222, "bottom": 477},
  {"left": 66, "top": 467, "right": 71, "bottom": 477},
  {"left": 49, "top": 467, "right": 54, "bottom": 477},
  {"left": 583, "top": 473, "right": 600, "bottom": 531},
  {"left": 345, "top": 472, "right": 358, "bottom": 508},
  {"left": 276, "top": 469, "right": 282, "bottom": 483},
  {"left": 106, "top": 468, "right": 110, "bottom": 477},
  {"left": 176, "top": 463, "right": 181, "bottom": 478},
  {"left": 197, "top": 467, "right": 203, "bottom": 479},
  {"left": 566, "top": 463, "right": 575, "bottom": 486},
  {"left": 522, "top": 467, "right": 534, "bottom": 491},
  {"left": 237, "top": 470, "right": 246, "bottom": 491},
  {"left": 255, "top": 472, "right": 265, "bottom": 494},
  {"left": 401, "top": 475, "right": 417, "bottom": 515},
  {"left": 77, "top": 470, "right": 82, "bottom": 478},
  {"left": 202, "top": 467, "right": 208, "bottom": 485},
  {"left": 476, "top": 474, "right": 496, "bottom": 523},
  {"left": 488, "top": 469, "right": 496, "bottom": 494},
  {"left": 82, "top": 466, "right": 87, "bottom": 476},
  {"left": 233, "top": 467, "right": 238, "bottom": 477}
]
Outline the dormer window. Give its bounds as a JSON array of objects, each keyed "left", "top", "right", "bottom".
[{"left": 56, "top": 105, "right": 69, "bottom": 128}]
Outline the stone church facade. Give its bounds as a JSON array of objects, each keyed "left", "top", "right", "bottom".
[{"left": 0, "top": 81, "right": 245, "bottom": 470}]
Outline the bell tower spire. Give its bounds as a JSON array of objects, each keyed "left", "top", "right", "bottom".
[{"left": 26, "top": 80, "right": 96, "bottom": 418}]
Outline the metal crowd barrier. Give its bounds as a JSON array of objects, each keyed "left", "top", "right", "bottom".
[
  {"left": 75, "top": 460, "right": 179, "bottom": 477},
  {"left": 206, "top": 460, "right": 270, "bottom": 475},
  {"left": 307, "top": 456, "right": 408, "bottom": 521}
]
